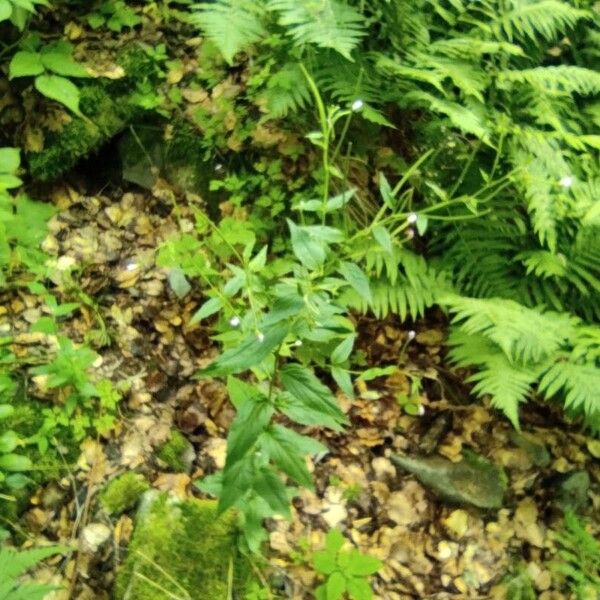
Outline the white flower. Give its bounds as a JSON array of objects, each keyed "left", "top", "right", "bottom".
[
  {"left": 407, "top": 213, "right": 418, "bottom": 224},
  {"left": 407, "top": 330, "right": 416, "bottom": 341},
  {"left": 229, "top": 316, "right": 241, "bottom": 327},
  {"left": 417, "top": 405, "right": 425, "bottom": 416},
  {"left": 559, "top": 175, "right": 574, "bottom": 188},
  {"left": 257, "top": 332, "right": 265, "bottom": 343},
  {"left": 405, "top": 229, "right": 415, "bottom": 240},
  {"left": 351, "top": 99, "right": 364, "bottom": 112},
  {"left": 294, "top": 340, "right": 303, "bottom": 347}
]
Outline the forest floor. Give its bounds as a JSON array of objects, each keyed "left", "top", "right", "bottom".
[{"left": 5, "top": 178, "right": 598, "bottom": 600}]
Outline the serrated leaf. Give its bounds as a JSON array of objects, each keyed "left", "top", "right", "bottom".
[
  {"left": 331, "top": 334, "right": 356, "bottom": 365},
  {"left": 226, "top": 398, "right": 274, "bottom": 467},
  {"left": 34, "top": 74, "right": 83, "bottom": 116},
  {"left": 253, "top": 467, "right": 290, "bottom": 517},
  {"left": 339, "top": 261, "right": 371, "bottom": 303},
  {"left": 198, "top": 325, "right": 289, "bottom": 377},
  {"left": 9, "top": 51, "right": 44, "bottom": 78},
  {"left": 260, "top": 424, "right": 325, "bottom": 488},
  {"left": 280, "top": 363, "right": 346, "bottom": 430}
]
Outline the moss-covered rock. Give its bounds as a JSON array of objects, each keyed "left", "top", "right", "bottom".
[
  {"left": 115, "top": 492, "right": 254, "bottom": 600},
  {"left": 157, "top": 430, "right": 194, "bottom": 473},
  {"left": 99, "top": 472, "right": 150, "bottom": 516}
]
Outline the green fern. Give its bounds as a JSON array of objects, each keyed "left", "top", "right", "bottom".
[
  {"left": 267, "top": 0, "right": 365, "bottom": 60},
  {"left": 190, "top": 1, "right": 267, "bottom": 64},
  {"left": 499, "top": 66, "right": 600, "bottom": 96},
  {"left": 0, "top": 545, "right": 70, "bottom": 600},
  {"left": 492, "top": 2, "right": 589, "bottom": 43}
]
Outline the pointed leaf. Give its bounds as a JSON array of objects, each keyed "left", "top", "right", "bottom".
[{"left": 34, "top": 75, "right": 83, "bottom": 116}]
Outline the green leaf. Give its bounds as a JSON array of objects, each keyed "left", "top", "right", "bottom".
[
  {"left": 346, "top": 550, "right": 382, "bottom": 576},
  {"left": 288, "top": 220, "right": 327, "bottom": 269},
  {"left": 218, "top": 457, "right": 253, "bottom": 513},
  {"left": 0, "top": 174, "right": 22, "bottom": 190},
  {"left": 190, "top": 297, "right": 223, "bottom": 324},
  {"left": 280, "top": 363, "right": 346, "bottom": 430},
  {"left": 227, "top": 376, "right": 263, "bottom": 409},
  {"left": 339, "top": 262, "right": 372, "bottom": 303},
  {"left": 226, "top": 398, "right": 274, "bottom": 467},
  {"left": 0, "top": 405, "right": 15, "bottom": 419},
  {"left": 198, "top": 325, "right": 289, "bottom": 377},
  {"left": 325, "top": 529, "right": 345, "bottom": 554},
  {"left": 9, "top": 51, "right": 44, "bottom": 78},
  {"left": 331, "top": 335, "right": 356, "bottom": 365},
  {"left": 41, "top": 52, "right": 90, "bottom": 78},
  {"left": 34, "top": 75, "right": 83, "bottom": 116},
  {"left": 0, "top": 0, "right": 12, "bottom": 21},
  {"left": 326, "top": 571, "right": 347, "bottom": 600},
  {"left": 372, "top": 225, "right": 393, "bottom": 254},
  {"left": 346, "top": 577, "right": 373, "bottom": 600},
  {"left": 260, "top": 424, "right": 326, "bottom": 488},
  {"left": 0, "top": 147, "right": 20, "bottom": 174},
  {"left": 415, "top": 214, "right": 428, "bottom": 236},
  {"left": 313, "top": 549, "right": 337, "bottom": 575},
  {"left": 0, "top": 453, "right": 32, "bottom": 472},
  {"left": 331, "top": 366, "right": 354, "bottom": 399},
  {"left": 0, "top": 431, "right": 19, "bottom": 453},
  {"left": 379, "top": 173, "right": 395, "bottom": 208},
  {"left": 253, "top": 467, "right": 290, "bottom": 517},
  {"left": 358, "top": 366, "right": 397, "bottom": 381}
]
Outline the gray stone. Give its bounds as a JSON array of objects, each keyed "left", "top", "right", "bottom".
[{"left": 391, "top": 450, "right": 507, "bottom": 509}]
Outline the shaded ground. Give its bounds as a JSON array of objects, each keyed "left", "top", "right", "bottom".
[{"left": 4, "top": 180, "right": 598, "bottom": 599}]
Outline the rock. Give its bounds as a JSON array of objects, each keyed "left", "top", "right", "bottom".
[
  {"left": 81, "top": 523, "right": 112, "bottom": 553},
  {"left": 509, "top": 432, "right": 551, "bottom": 468},
  {"left": 114, "top": 492, "right": 255, "bottom": 599},
  {"left": 391, "top": 450, "right": 506, "bottom": 509},
  {"left": 99, "top": 472, "right": 150, "bottom": 516},
  {"left": 554, "top": 470, "right": 590, "bottom": 513}
]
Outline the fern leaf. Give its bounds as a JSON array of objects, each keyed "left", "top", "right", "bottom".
[
  {"left": 191, "top": 1, "right": 267, "bottom": 64},
  {"left": 261, "top": 62, "right": 311, "bottom": 118},
  {"left": 495, "top": 2, "right": 589, "bottom": 43},
  {"left": 442, "top": 295, "right": 576, "bottom": 363},
  {"left": 516, "top": 250, "right": 568, "bottom": 279},
  {"left": 0, "top": 546, "right": 70, "bottom": 580},
  {"left": 448, "top": 331, "right": 541, "bottom": 427},
  {"left": 499, "top": 66, "right": 600, "bottom": 96},
  {"left": 539, "top": 360, "right": 600, "bottom": 417},
  {"left": 267, "top": 0, "right": 365, "bottom": 60}
]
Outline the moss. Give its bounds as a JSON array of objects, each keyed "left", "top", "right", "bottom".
[
  {"left": 27, "top": 82, "right": 137, "bottom": 181},
  {"left": 115, "top": 492, "right": 254, "bottom": 600},
  {"left": 157, "top": 430, "right": 194, "bottom": 473},
  {"left": 99, "top": 473, "right": 150, "bottom": 516}
]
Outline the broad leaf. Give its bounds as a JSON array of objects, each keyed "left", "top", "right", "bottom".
[
  {"left": 252, "top": 467, "right": 290, "bottom": 517},
  {"left": 346, "top": 577, "right": 373, "bottom": 600},
  {"left": 0, "top": 453, "right": 32, "bottom": 471},
  {"left": 9, "top": 51, "right": 44, "bottom": 78},
  {"left": 190, "top": 297, "right": 222, "bottom": 324},
  {"left": 198, "top": 325, "right": 289, "bottom": 377},
  {"left": 288, "top": 220, "right": 327, "bottom": 269},
  {"left": 226, "top": 398, "right": 274, "bottom": 467},
  {"left": 41, "top": 52, "right": 90, "bottom": 78},
  {"left": 35, "top": 75, "right": 83, "bottom": 116},
  {"left": 0, "top": 147, "right": 20, "bottom": 174},
  {"left": 0, "top": 0, "right": 12, "bottom": 21},
  {"left": 339, "top": 261, "right": 372, "bottom": 303},
  {"left": 326, "top": 571, "right": 347, "bottom": 600},
  {"left": 346, "top": 550, "right": 382, "bottom": 576}
]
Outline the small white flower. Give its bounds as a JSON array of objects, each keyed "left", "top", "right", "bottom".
[
  {"left": 229, "top": 316, "right": 241, "bottom": 327},
  {"left": 256, "top": 332, "right": 265, "bottom": 343},
  {"left": 351, "top": 99, "right": 364, "bottom": 112},
  {"left": 407, "top": 330, "right": 416, "bottom": 341},
  {"left": 405, "top": 229, "right": 415, "bottom": 240},
  {"left": 407, "top": 213, "right": 418, "bottom": 224},
  {"left": 214, "top": 163, "right": 223, "bottom": 172},
  {"left": 559, "top": 175, "right": 574, "bottom": 188},
  {"left": 294, "top": 340, "right": 303, "bottom": 347},
  {"left": 417, "top": 405, "right": 425, "bottom": 416}
]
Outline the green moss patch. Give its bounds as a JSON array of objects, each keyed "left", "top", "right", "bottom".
[
  {"left": 99, "top": 472, "right": 150, "bottom": 516},
  {"left": 157, "top": 429, "right": 194, "bottom": 473},
  {"left": 115, "top": 492, "right": 254, "bottom": 600}
]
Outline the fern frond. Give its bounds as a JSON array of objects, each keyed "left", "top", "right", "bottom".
[
  {"left": 516, "top": 250, "right": 568, "bottom": 279},
  {"left": 539, "top": 359, "right": 600, "bottom": 417},
  {"left": 267, "top": 0, "right": 365, "bottom": 60},
  {"left": 442, "top": 295, "right": 576, "bottom": 363},
  {"left": 261, "top": 62, "right": 311, "bottom": 118},
  {"left": 190, "top": 1, "right": 267, "bottom": 64},
  {"left": 0, "top": 546, "right": 69, "bottom": 580},
  {"left": 448, "top": 331, "right": 541, "bottom": 427},
  {"left": 494, "top": 2, "right": 589, "bottom": 43},
  {"left": 499, "top": 66, "right": 600, "bottom": 96},
  {"left": 429, "top": 37, "right": 525, "bottom": 59}
]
